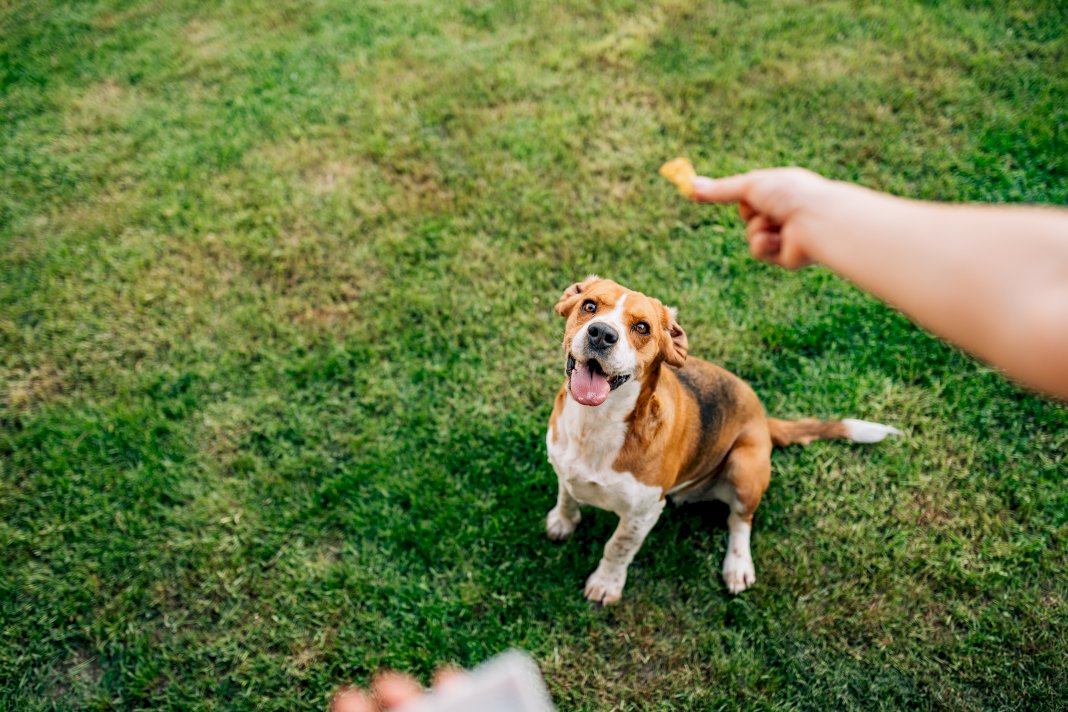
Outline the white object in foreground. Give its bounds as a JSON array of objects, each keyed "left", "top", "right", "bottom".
[{"left": 397, "top": 650, "right": 556, "bottom": 712}]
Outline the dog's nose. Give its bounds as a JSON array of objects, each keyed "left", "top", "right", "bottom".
[{"left": 587, "top": 322, "right": 618, "bottom": 350}]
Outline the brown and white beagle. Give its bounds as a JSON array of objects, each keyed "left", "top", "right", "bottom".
[{"left": 546, "top": 276, "right": 900, "bottom": 604}]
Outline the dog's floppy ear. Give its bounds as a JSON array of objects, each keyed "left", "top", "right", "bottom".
[
  {"left": 554, "top": 274, "right": 600, "bottom": 317},
  {"left": 660, "top": 305, "right": 688, "bottom": 367}
]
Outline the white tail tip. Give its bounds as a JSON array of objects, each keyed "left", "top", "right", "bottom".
[{"left": 841, "top": 418, "right": 903, "bottom": 444}]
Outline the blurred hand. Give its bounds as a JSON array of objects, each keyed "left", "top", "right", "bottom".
[
  {"left": 690, "top": 168, "right": 843, "bottom": 269},
  {"left": 332, "top": 669, "right": 463, "bottom": 712}
]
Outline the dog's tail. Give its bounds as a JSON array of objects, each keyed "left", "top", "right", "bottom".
[{"left": 767, "top": 417, "right": 902, "bottom": 448}]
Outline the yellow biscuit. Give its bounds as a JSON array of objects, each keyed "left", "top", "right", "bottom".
[{"left": 659, "top": 157, "right": 697, "bottom": 198}]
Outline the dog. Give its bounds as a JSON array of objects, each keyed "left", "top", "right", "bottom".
[{"left": 545, "top": 276, "right": 901, "bottom": 604}]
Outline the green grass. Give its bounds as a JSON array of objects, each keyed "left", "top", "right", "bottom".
[{"left": 2, "top": 0, "right": 1066, "bottom": 709}]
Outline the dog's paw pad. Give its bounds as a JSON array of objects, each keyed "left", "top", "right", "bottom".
[{"left": 546, "top": 508, "right": 580, "bottom": 541}]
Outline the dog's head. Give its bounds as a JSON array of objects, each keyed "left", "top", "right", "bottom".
[{"left": 555, "top": 275, "right": 688, "bottom": 407}]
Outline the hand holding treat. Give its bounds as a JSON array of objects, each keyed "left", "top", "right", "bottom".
[
  {"left": 659, "top": 158, "right": 817, "bottom": 267},
  {"left": 660, "top": 162, "right": 844, "bottom": 269},
  {"left": 658, "top": 157, "right": 697, "bottom": 198}
]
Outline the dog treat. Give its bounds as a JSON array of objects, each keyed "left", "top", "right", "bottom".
[{"left": 659, "top": 157, "right": 697, "bottom": 197}]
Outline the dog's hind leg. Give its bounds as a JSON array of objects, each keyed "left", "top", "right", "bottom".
[{"left": 714, "top": 436, "right": 772, "bottom": 594}]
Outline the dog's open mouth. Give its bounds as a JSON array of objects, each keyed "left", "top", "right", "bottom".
[{"left": 566, "top": 354, "right": 630, "bottom": 406}]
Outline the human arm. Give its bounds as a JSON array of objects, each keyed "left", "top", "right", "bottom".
[{"left": 690, "top": 168, "right": 1068, "bottom": 398}]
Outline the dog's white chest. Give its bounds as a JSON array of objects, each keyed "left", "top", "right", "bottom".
[{"left": 546, "top": 385, "right": 662, "bottom": 516}]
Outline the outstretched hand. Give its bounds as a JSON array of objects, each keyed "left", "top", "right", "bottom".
[{"left": 690, "top": 168, "right": 844, "bottom": 270}]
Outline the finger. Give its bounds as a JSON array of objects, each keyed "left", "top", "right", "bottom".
[
  {"left": 749, "top": 231, "right": 783, "bottom": 261},
  {"left": 744, "top": 214, "right": 776, "bottom": 243},
  {"left": 331, "top": 687, "right": 379, "bottom": 712},
  {"left": 432, "top": 667, "right": 465, "bottom": 689},
  {"left": 739, "top": 200, "right": 755, "bottom": 221},
  {"left": 373, "top": 672, "right": 424, "bottom": 709},
  {"left": 778, "top": 241, "right": 813, "bottom": 270},
  {"left": 690, "top": 173, "right": 755, "bottom": 204}
]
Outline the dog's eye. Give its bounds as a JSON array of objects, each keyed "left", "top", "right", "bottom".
[
  {"left": 582, "top": 300, "right": 597, "bottom": 314},
  {"left": 634, "top": 321, "right": 649, "bottom": 335}
]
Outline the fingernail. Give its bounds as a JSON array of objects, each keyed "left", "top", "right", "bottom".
[{"left": 691, "top": 176, "right": 715, "bottom": 194}]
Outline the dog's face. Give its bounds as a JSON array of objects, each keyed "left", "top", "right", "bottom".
[{"left": 555, "top": 276, "right": 688, "bottom": 406}]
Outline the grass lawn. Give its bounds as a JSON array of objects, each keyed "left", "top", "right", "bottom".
[{"left": 2, "top": 0, "right": 1067, "bottom": 709}]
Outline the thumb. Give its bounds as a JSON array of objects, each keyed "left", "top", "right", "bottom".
[{"left": 689, "top": 173, "right": 755, "bottom": 204}]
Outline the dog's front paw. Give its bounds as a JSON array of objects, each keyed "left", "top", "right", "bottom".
[
  {"left": 546, "top": 507, "right": 580, "bottom": 542},
  {"left": 584, "top": 565, "right": 626, "bottom": 605},
  {"left": 722, "top": 554, "right": 756, "bottom": 595}
]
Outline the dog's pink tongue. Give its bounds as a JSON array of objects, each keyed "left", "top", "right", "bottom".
[{"left": 570, "top": 361, "right": 611, "bottom": 406}]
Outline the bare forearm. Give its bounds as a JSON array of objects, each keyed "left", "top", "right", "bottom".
[{"left": 804, "top": 185, "right": 1068, "bottom": 396}]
